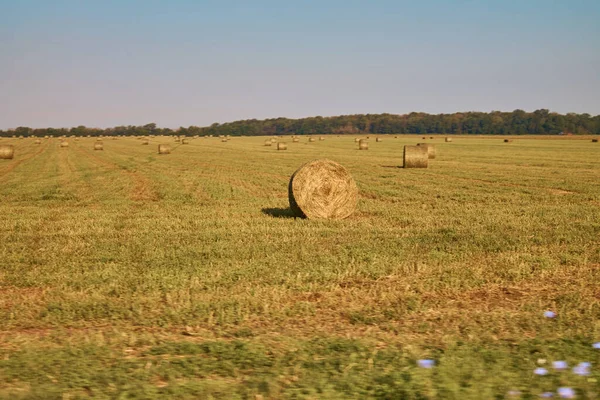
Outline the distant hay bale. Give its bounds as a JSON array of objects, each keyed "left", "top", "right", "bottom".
[
  {"left": 430, "top": 136, "right": 434, "bottom": 139},
  {"left": 417, "top": 143, "right": 436, "bottom": 159},
  {"left": 270, "top": 138, "right": 277, "bottom": 143},
  {"left": 445, "top": 137, "right": 453, "bottom": 142},
  {"left": 319, "top": 136, "right": 325, "bottom": 141},
  {"left": 158, "top": 144, "right": 171, "bottom": 154},
  {"left": 264, "top": 139, "right": 272, "bottom": 146},
  {"left": 94, "top": 142, "right": 104, "bottom": 151},
  {"left": 182, "top": 138, "right": 189, "bottom": 144},
  {"left": 60, "top": 141, "right": 69, "bottom": 148},
  {"left": 358, "top": 139, "right": 368, "bottom": 150},
  {"left": 592, "top": 138, "right": 598, "bottom": 143},
  {"left": 174, "top": 137, "right": 181, "bottom": 142},
  {"left": 96, "top": 138, "right": 103, "bottom": 142},
  {"left": 292, "top": 137, "right": 300, "bottom": 143},
  {"left": 504, "top": 139, "right": 513, "bottom": 143},
  {"left": 308, "top": 137, "right": 316, "bottom": 142},
  {"left": 142, "top": 139, "right": 149, "bottom": 145},
  {"left": 0, "top": 145, "right": 15, "bottom": 159},
  {"left": 376, "top": 137, "right": 382, "bottom": 142},
  {"left": 221, "top": 138, "right": 228, "bottom": 142},
  {"left": 288, "top": 159, "right": 358, "bottom": 220},
  {"left": 354, "top": 138, "right": 360, "bottom": 142},
  {"left": 277, "top": 142, "right": 287, "bottom": 150},
  {"left": 34, "top": 139, "right": 41, "bottom": 144},
  {"left": 422, "top": 136, "right": 426, "bottom": 139},
  {"left": 403, "top": 145, "right": 428, "bottom": 168},
  {"left": 112, "top": 137, "right": 117, "bottom": 140}
]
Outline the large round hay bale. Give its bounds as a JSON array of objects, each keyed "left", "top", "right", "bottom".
[
  {"left": 417, "top": 143, "right": 436, "bottom": 159},
  {"left": 277, "top": 142, "right": 287, "bottom": 150},
  {"left": 358, "top": 139, "right": 368, "bottom": 150},
  {"left": 94, "top": 142, "right": 104, "bottom": 151},
  {"left": 60, "top": 141, "right": 69, "bottom": 148},
  {"left": 0, "top": 145, "right": 15, "bottom": 159},
  {"left": 376, "top": 137, "right": 382, "bottom": 142},
  {"left": 288, "top": 159, "right": 358, "bottom": 220},
  {"left": 403, "top": 145, "right": 428, "bottom": 168},
  {"left": 158, "top": 144, "right": 171, "bottom": 154},
  {"left": 445, "top": 137, "right": 453, "bottom": 142},
  {"left": 264, "top": 139, "right": 272, "bottom": 146},
  {"left": 308, "top": 137, "right": 316, "bottom": 142}
]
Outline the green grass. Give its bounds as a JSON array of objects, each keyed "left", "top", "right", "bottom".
[{"left": 1, "top": 135, "right": 599, "bottom": 399}]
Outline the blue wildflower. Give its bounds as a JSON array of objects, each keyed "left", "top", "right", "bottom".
[
  {"left": 540, "top": 393, "right": 554, "bottom": 398},
  {"left": 593, "top": 342, "right": 600, "bottom": 349},
  {"left": 417, "top": 359, "right": 435, "bottom": 368},
  {"left": 534, "top": 367, "right": 549, "bottom": 376},
  {"left": 557, "top": 387, "right": 575, "bottom": 398},
  {"left": 573, "top": 362, "right": 590, "bottom": 376},
  {"left": 544, "top": 311, "right": 557, "bottom": 318},
  {"left": 553, "top": 361, "right": 568, "bottom": 370}
]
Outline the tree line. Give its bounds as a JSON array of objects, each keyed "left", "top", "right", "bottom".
[{"left": 2, "top": 110, "right": 599, "bottom": 138}]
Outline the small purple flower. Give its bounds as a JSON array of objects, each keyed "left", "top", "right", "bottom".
[
  {"left": 534, "top": 367, "right": 549, "bottom": 376},
  {"left": 553, "top": 361, "right": 568, "bottom": 371},
  {"left": 593, "top": 342, "right": 600, "bottom": 349},
  {"left": 557, "top": 387, "right": 575, "bottom": 399},
  {"left": 540, "top": 393, "right": 554, "bottom": 398},
  {"left": 573, "top": 362, "right": 591, "bottom": 376},
  {"left": 544, "top": 311, "right": 557, "bottom": 318},
  {"left": 417, "top": 359, "right": 435, "bottom": 368}
]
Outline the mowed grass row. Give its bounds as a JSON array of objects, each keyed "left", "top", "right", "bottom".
[{"left": 1, "top": 136, "right": 599, "bottom": 399}]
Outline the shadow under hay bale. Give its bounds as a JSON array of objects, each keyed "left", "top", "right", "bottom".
[
  {"left": 504, "top": 139, "right": 513, "bottom": 143},
  {"left": 288, "top": 159, "right": 358, "bottom": 220},
  {"left": 182, "top": 138, "right": 189, "bottom": 144},
  {"left": 376, "top": 137, "right": 382, "bottom": 142},
  {"left": 277, "top": 142, "right": 287, "bottom": 150},
  {"left": 403, "top": 145, "right": 428, "bottom": 168},
  {"left": 0, "top": 145, "right": 15, "bottom": 159},
  {"left": 158, "top": 144, "right": 171, "bottom": 154},
  {"left": 94, "top": 143, "right": 103, "bottom": 151},
  {"left": 445, "top": 137, "right": 453, "bottom": 142},
  {"left": 359, "top": 139, "right": 368, "bottom": 150},
  {"left": 417, "top": 143, "right": 436, "bottom": 159},
  {"left": 592, "top": 139, "right": 598, "bottom": 143},
  {"left": 308, "top": 137, "right": 316, "bottom": 142},
  {"left": 261, "top": 207, "right": 296, "bottom": 218}
]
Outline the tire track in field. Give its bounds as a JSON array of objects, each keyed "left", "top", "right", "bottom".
[
  {"left": 72, "top": 142, "right": 160, "bottom": 202},
  {"left": 0, "top": 140, "right": 50, "bottom": 179}
]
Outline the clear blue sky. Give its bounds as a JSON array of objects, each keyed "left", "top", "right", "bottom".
[{"left": 1, "top": 0, "right": 599, "bottom": 129}]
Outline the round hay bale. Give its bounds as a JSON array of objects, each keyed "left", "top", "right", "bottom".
[
  {"left": 416, "top": 143, "right": 436, "bottom": 159},
  {"left": 277, "top": 142, "right": 287, "bottom": 150},
  {"left": 403, "top": 145, "right": 428, "bottom": 168},
  {"left": 142, "top": 139, "right": 149, "bottom": 145},
  {"left": 504, "top": 139, "right": 513, "bottom": 143},
  {"left": 358, "top": 139, "right": 368, "bottom": 150},
  {"left": 264, "top": 139, "right": 272, "bottom": 146},
  {"left": 158, "top": 144, "right": 171, "bottom": 154},
  {"left": 592, "top": 138, "right": 598, "bottom": 143},
  {"left": 430, "top": 136, "right": 434, "bottom": 139},
  {"left": 288, "top": 159, "right": 358, "bottom": 220},
  {"left": 221, "top": 138, "right": 228, "bottom": 142},
  {"left": 308, "top": 137, "right": 316, "bottom": 142},
  {"left": 94, "top": 142, "right": 104, "bottom": 151},
  {"left": 445, "top": 137, "right": 453, "bottom": 142},
  {"left": 60, "top": 141, "right": 69, "bottom": 148},
  {"left": 422, "top": 136, "right": 426, "bottom": 140},
  {"left": 354, "top": 138, "right": 360, "bottom": 142},
  {"left": 319, "top": 136, "right": 325, "bottom": 141},
  {"left": 270, "top": 138, "right": 277, "bottom": 143},
  {"left": 96, "top": 138, "right": 103, "bottom": 142},
  {"left": 0, "top": 145, "right": 15, "bottom": 159},
  {"left": 34, "top": 139, "right": 41, "bottom": 145},
  {"left": 182, "top": 138, "right": 189, "bottom": 144},
  {"left": 292, "top": 137, "right": 300, "bottom": 143},
  {"left": 376, "top": 137, "right": 382, "bottom": 142}
]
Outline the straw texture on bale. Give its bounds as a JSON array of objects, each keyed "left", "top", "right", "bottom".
[
  {"left": 403, "top": 145, "right": 428, "bottom": 168},
  {"left": 445, "top": 137, "right": 453, "bottom": 142},
  {"left": 417, "top": 143, "right": 436, "bottom": 159},
  {"left": 264, "top": 140, "right": 272, "bottom": 146},
  {"left": 94, "top": 143, "right": 104, "bottom": 151},
  {"left": 0, "top": 145, "right": 15, "bottom": 159},
  {"left": 60, "top": 141, "right": 69, "bottom": 148},
  {"left": 358, "top": 139, "right": 368, "bottom": 150},
  {"left": 288, "top": 159, "right": 358, "bottom": 220},
  {"left": 277, "top": 142, "right": 287, "bottom": 150},
  {"left": 504, "top": 139, "right": 513, "bottom": 143},
  {"left": 158, "top": 144, "right": 171, "bottom": 154}
]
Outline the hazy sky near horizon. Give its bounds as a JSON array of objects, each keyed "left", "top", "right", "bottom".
[{"left": 1, "top": 0, "right": 599, "bottom": 129}]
